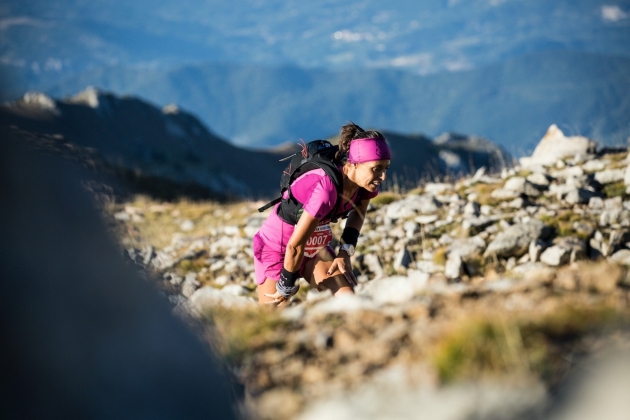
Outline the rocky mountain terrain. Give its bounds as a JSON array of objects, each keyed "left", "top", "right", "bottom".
[
  {"left": 0, "top": 89, "right": 510, "bottom": 198},
  {"left": 108, "top": 124, "right": 630, "bottom": 419}
]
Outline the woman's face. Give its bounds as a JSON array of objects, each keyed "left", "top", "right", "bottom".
[{"left": 348, "top": 159, "right": 390, "bottom": 192}]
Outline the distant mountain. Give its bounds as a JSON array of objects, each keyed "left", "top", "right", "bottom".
[
  {"left": 0, "top": 90, "right": 509, "bottom": 199},
  {"left": 2, "top": 0, "right": 629, "bottom": 81},
  {"left": 35, "top": 51, "right": 630, "bottom": 155}
]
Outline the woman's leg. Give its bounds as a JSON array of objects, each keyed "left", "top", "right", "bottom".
[
  {"left": 303, "top": 247, "right": 354, "bottom": 296},
  {"left": 257, "top": 278, "right": 278, "bottom": 304}
]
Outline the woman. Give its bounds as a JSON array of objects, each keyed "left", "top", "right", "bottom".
[{"left": 253, "top": 122, "right": 391, "bottom": 305}]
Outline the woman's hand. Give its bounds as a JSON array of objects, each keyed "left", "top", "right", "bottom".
[
  {"left": 264, "top": 278, "right": 299, "bottom": 307},
  {"left": 327, "top": 252, "right": 357, "bottom": 287},
  {"left": 263, "top": 291, "right": 291, "bottom": 307}
]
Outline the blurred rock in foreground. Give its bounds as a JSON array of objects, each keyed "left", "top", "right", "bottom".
[{"left": 0, "top": 131, "right": 237, "bottom": 419}]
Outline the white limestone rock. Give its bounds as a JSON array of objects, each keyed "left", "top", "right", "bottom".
[
  {"left": 385, "top": 195, "right": 440, "bottom": 220},
  {"left": 424, "top": 183, "right": 452, "bottom": 195},
  {"left": 564, "top": 188, "right": 599, "bottom": 205},
  {"left": 526, "top": 172, "right": 550, "bottom": 188},
  {"left": 519, "top": 124, "right": 596, "bottom": 168},
  {"left": 21, "top": 91, "right": 59, "bottom": 113},
  {"left": 181, "top": 273, "right": 201, "bottom": 298},
  {"left": 357, "top": 274, "right": 429, "bottom": 305},
  {"left": 490, "top": 188, "right": 520, "bottom": 200},
  {"left": 540, "top": 246, "right": 571, "bottom": 266},
  {"left": 609, "top": 249, "right": 630, "bottom": 265},
  {"left": 582, "top": 159, "right": 608, "bottom": 172},
  {"left": 189, "top": 286, "right": 256, "bottom": 312},
  {"left": 595, "top": 168, "right": 625, "bottom": 185},
  {"left": 220, "top": 284, "right": 249, "bottom": 296},
  {"left": 447, "top": 236, "right": 486, "bottom": 261},
  {"left": 445, "top": 253, "right": 463, "bottom": 279},
  {"left": 541, "top": 237, "right": 586, "bottom": 266},
  {"left": 363, "top": 253, "right": 385, "bottom": 279}
]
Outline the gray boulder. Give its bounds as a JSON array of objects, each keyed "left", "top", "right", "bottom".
[{"left": 484, "top": 220, "right": 552, "bottom": 259}]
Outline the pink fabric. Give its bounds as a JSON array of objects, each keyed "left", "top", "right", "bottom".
[
  {"left": 347, "top": 137, "right": 391, "bottom": 164},
  {"left": 252, "top": 168, "right": 378, "bottom": 285}
]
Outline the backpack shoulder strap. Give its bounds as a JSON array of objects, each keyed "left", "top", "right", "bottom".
[{"left": 257, "top": 196, "right": 282, "bottom": 213}]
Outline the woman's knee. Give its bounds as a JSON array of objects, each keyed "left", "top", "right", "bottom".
[{"left": 257, "top": 278, "right": 277, "bottom": 304}]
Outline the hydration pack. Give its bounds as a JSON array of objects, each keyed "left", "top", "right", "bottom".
[{"left": 258, "top": 139, "right": 363, "bottom": 225}]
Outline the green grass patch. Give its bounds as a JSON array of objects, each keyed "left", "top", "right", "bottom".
[
  {"left": 431, "top": 304, "right": 622, "bottom": 385},
  {"left": 201, "top": 306, "right": 289, "bottom": 365},
  {"left": 539, "top": 212, "right": 579, "bottom": 237},
  {"left": 603, "top": 181, "right": 627, "bottom": 199},
  {"left": 370, "top": 192, "right": 400, "bottom": 206}
]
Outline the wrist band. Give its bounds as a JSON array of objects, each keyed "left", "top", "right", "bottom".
[
  {"left": 340, "top": 227, "right": 360, "bottom": 247},
  {"left": 277, "top": 268, "right": 300, "bottom": 298},
  {"left": 280, "top": 268, "right": 300, "bottom": 288},
  {"left": 276, "top": 268, "right": 300, "bottom": 298}
]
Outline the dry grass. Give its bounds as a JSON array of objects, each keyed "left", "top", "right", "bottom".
[
  {"left": 471, "top": 183, "right": 503, "bottom": 206},
  {"left": 431, "top": 303, "right": 624, "bottom": 385},
  {"left": 105, "top": 194, "right": 258, "bottom": 249},
  {"left": 201, "top": 306, "right": 289, "bottom": 365}
]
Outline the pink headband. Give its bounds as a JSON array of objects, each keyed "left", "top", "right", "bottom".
[{"left": 347, "top": 137, "right": 391, "bottom": 164}]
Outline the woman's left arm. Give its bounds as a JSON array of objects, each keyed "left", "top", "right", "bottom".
[
  {"left": 327, "top": 198, "right": 371, "bottom": 284},
  {"left": 344, "top": 197, "right": 370, "bottom": 232}
]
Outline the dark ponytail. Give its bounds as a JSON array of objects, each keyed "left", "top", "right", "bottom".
[{"left": 335, "top": 121, "right": 385, "bottom": 162}]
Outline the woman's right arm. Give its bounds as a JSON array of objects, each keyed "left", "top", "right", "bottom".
[
  {"left": 283, "top": 211, "right": 320, "bottom": 271},
  {"left": 264, "top": 211, "right": 320, "bottom": 305}
]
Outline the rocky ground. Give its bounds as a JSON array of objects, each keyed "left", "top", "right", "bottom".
[{"left": 107, "top": 125, "right": 630, "bottom": 420}]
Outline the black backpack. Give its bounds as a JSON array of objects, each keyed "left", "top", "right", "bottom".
[{"left": 258, "top": 140, "right": 363, "bottom": 225}]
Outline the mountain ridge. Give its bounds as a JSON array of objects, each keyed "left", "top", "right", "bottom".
[
  {"left": 28, "top": 50, "right": 630, "bottom": 155},
  {"left": 0, "top": 89, "right": 510, "bottom": 199}
]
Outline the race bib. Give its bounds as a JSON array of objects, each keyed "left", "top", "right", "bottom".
[{"left": 304, "top": 224, "right": 333, "bottom": 257}]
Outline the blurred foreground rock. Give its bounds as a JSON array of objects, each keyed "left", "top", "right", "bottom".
[{"left": 0, "top": 135, "right": 237, "bottom": 419}]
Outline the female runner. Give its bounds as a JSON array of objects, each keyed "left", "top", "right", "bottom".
[{"left": 252, "top": 122, "right": 391, "bottom": 306}]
